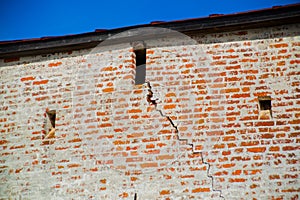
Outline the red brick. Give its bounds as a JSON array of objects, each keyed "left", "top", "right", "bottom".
[
  {"left": 146, "top": 144, "right": 155, "bottom": 149},
  {"left": 48, "top": 61, "right": 62, "bottom": 67},
  {"left": 67, "top": 163, "right": 81, "bottom": 168},
  {"left": 156, "top": 155, "right": 174, "bottom": 160},
  {"left": 147, "top": 49, "right": 154, "bottom": 54},
  {"left": 247, "top": 147, "right": 266, "bottom": 153},
  {"left": 229, "top": 178, "right": 246, "bottom": 182},
  {"left": 102, "top": 87, "right": 114, "bottom": 93},
  {"left": 240, "top": 58, "right": 258, "bottom": 62},
  {"left": 21, "top": 76, "right": 35, "bottom": 82},
  {"left": 0, "top": 140, "right": 8, "bottom": 145},
  {"left": 222, "top": 163, "right": 235, "bottom": 168},
  {"left": 160, "top": 190, "right": 170, "bottom": 195},
  {"left": 269, "top": 146, "right": 280, "bottom": 151},
  {"left": 163, "top": 104, "right": 176, "bottom": 109},
  {"left": 271, "top": 43, "right": 288, "bottom": 48},
  {"left": 33, "top": 80, "right": 49, "bottom": 85},
  {"left": 261, "top": 133, "right": 274, "bottom": 139},
  {"left": 68, "top": 138, "right": 82, "bottom": 143},
  {"left": 211, "top": 61, "right": 226, "bottom": 65},
  {"left": 192, "top": 188, "right": 210, "bottom": 193},
  {"left": 255, "top": 121, "right": 275, "bottom": 126},
  {"left": 241, "top": 141, "right": 259, "bottom": 146},
  {"left": 282, "top": 146, "right": 298, "bottom": 151},
  {"left": 10, "top": 145, "right": 25, "bottom": 150},
  {"left": 140, "top": 162, "right": 158, "bottom": 168},
  {"left": 269, "top": 174, "right": 280, "bottom": 180},
  {"left": 127, "top": 109, "right": 142, "bottom": 113}
]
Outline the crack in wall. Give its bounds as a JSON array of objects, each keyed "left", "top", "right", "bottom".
[{"left": 146, "top": 82, "right": 225, "bottom": 199}]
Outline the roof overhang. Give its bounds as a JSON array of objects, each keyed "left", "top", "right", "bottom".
[{"left": 0, "top": 3, "right": 300, "bottom": 59}]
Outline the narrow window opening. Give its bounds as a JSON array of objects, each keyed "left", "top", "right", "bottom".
[
  {"left": 134, "top": 48, "right": 146, "bottom": 85},
  {"left": 47, "top": 110, "right": 56, "bottom": 128},
  {"left": 45, "top": 110, "right": 56, "bottom": 140},
  {"left": 258, "top": 96, "right": 272, "bottom": 119},
  {"left": 134, "top": 193, "right": 137, "bottom": 200}
]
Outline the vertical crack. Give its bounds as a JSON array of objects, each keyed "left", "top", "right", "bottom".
[
  {"left": 200, "top": 152, "right": 225, "bottom": 199},
  {"left": 146, "top": 82, "right": 225, "bottom": 199}
]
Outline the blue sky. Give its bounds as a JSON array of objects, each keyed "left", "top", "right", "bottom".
[{"left": 0, "top": 0, "right": 299, "bottom": 41}]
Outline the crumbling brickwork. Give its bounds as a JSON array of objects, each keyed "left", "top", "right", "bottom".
[{"left": 0, "top": 22, "right": 299, "bottom": 199}]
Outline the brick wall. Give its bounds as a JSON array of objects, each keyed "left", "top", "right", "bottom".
[{"left": 0, "top": 23, "right": 299, "bottom": 199}]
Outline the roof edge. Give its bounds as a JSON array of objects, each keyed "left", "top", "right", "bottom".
[{"left": 1, "top": 3, "right": 300, "bottom": 59}]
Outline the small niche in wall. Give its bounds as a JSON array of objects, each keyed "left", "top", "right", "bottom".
[
  {"left": 258, "top": 96, "right": 272, "bottom": 119},
  {"left": 44, "top": 110, "right": 56, "bottom": 141},
  {"left": 47, "top": 110, "right": 56, "bottom": 128}
]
